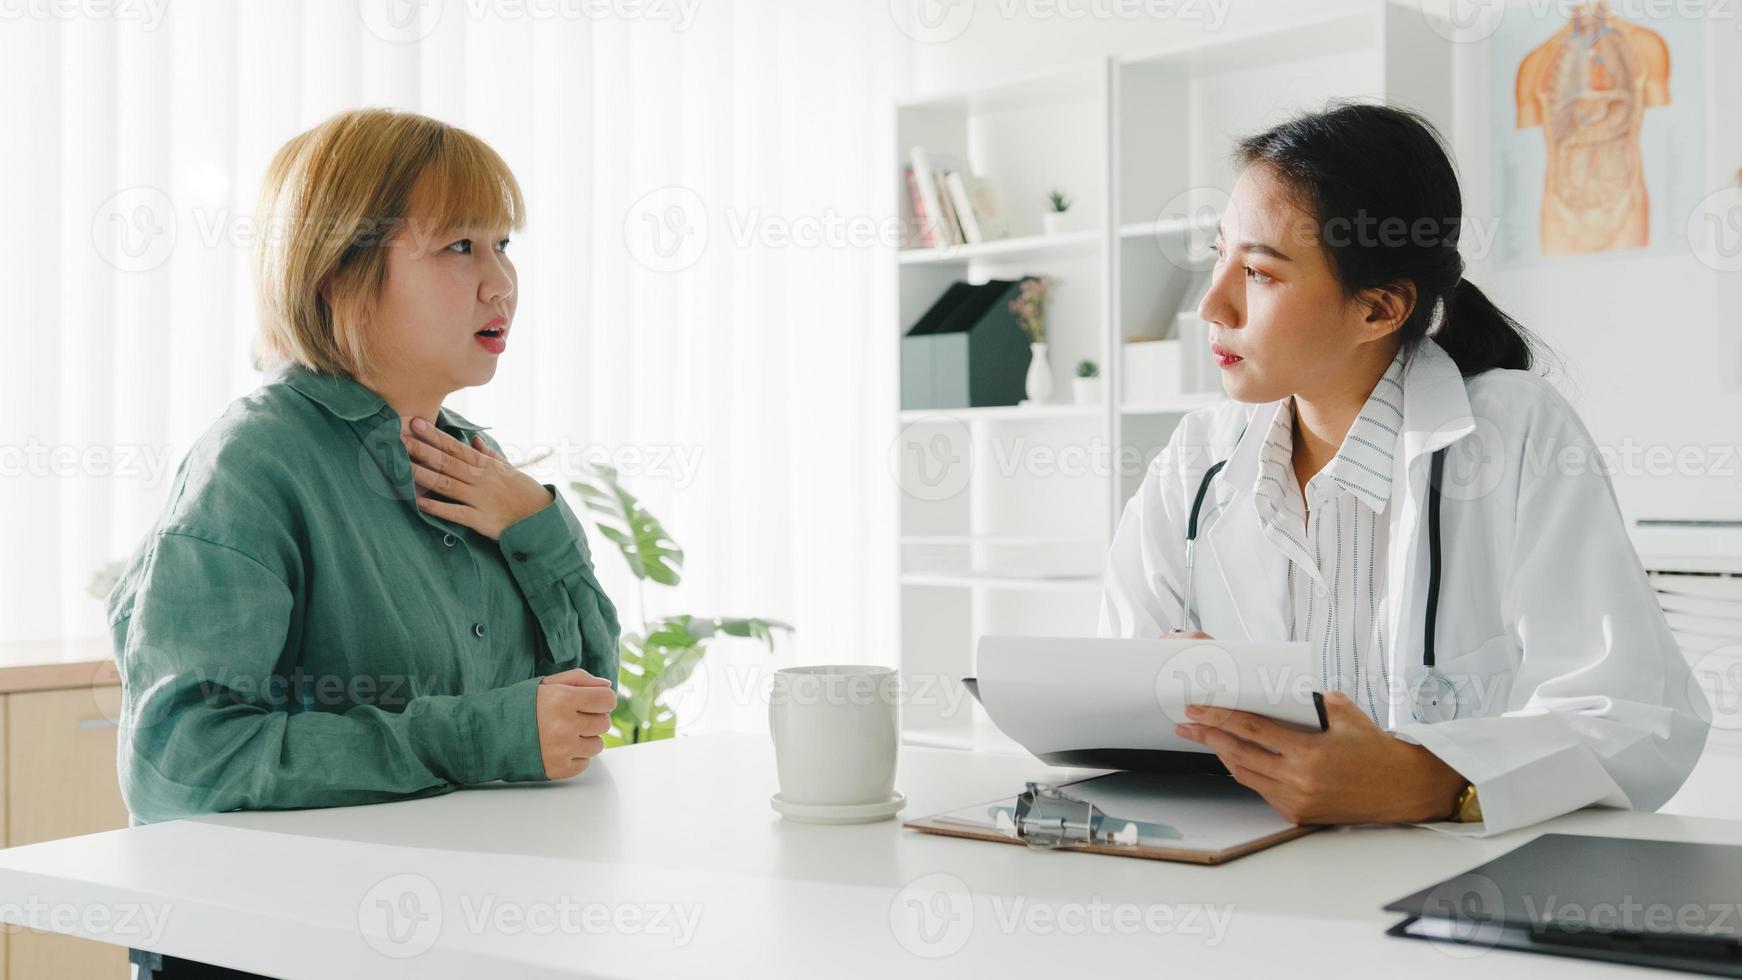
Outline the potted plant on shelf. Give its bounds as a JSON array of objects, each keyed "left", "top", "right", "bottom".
[
  {"left": 1042, "top": 189, "right": 1072, "bottom": 236},
  {"left": 1009, "top": 275, "right": 1055, "bottom": 405},
  {"left": 1073, "top": 360, "right": 1102, "bottom": 405}
]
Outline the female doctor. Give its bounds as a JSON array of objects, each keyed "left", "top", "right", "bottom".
[{"left": 1100, "top": 102, "right": 1709, "bottom": 836}]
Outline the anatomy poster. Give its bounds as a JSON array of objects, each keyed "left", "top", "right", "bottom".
[{"left": 1493, "top": 2, "right": 1705, "bottom": 263}]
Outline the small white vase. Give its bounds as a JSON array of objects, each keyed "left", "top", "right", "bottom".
[
  {"left": 1041, "top": 211, "right": 1068, "bottom": 236},
  {"left": 1025, "top": 342, "right": 1054, "bottom": 404},
  {"left": 1072, "top": 376, "right": 1103, "bottom": 405}
]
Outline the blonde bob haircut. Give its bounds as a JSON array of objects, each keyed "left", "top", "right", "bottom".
[{"left": 252, "top": 108, "right": 525, "bottom": 380}]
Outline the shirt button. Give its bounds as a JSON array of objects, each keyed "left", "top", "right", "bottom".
[
  {"left": 442, "top": 533, "right": 458, "bottom": 548},
  {"left": 512, "top": 550, "right": 529, "bottom": 562},
  {"left": 1315, "top": 583, "right": 1328, "bottom": 598},
  {"left": 472, "top": 622, "right": 487, "bottom": 638}
]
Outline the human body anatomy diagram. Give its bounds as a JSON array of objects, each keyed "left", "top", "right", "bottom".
[{"left": 1515, "top": 1, "right": 1670, "bottom": 256}]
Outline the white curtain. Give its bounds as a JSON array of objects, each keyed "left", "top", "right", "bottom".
[{"left": 1, "top": 0, "right": 904, "bottom": 735}]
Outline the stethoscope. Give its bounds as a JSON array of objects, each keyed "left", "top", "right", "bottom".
[{"left": 1178, "top": 431, "right": 1459, "bottom": 724}]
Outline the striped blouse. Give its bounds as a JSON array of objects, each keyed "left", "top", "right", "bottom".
[{"left": 1252, "top": 350, "right": 1408, "bottom": 725}]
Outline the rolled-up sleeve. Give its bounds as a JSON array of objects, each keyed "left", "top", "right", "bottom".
[{"left": 498, "top": 486, "right": 622, "bottom": 687}]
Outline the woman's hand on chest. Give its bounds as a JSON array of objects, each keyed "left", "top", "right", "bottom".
[{"left": 404, "top": 416, "right": 554, "bottom": 541}]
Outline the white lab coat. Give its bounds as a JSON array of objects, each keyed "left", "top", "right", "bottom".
[{"left": 1099, "top": 339, "right": 1711, "bottom": 836}]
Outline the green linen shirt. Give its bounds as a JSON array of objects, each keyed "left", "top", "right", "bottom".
[{"left": 105, "top": 361, "right": 621, "bottom": 825}]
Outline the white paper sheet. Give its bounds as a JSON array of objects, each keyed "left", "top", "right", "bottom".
[{"left": 974, "top": 636, "right": 1323, "bottom": 758}]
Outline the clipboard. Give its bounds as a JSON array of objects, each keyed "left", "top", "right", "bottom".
[{"left": 904, "top": 770, "right": 1321, "bottom": 865}]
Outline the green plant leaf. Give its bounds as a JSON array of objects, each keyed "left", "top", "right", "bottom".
[
  {"left": 567, "top": 464, "right": 684, "bottom": 586},
  {"left": 604, "top": 615, "right": 793, "bottom": 746}
]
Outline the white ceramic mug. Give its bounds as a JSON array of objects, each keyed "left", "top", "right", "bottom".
[{"left": 768, "top": 665, "right": 899, "bottom": 807}]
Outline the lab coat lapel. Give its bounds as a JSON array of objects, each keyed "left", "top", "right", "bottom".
[
  {"left": 1196, "top": 401, "right": 1290, "bottom": 641},
  {"left": 1383, "top": 340, "right": 1477, "bottom": 723}
]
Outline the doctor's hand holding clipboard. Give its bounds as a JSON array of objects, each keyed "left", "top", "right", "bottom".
[
  {"left": 1105, "top": 103, "right": 1710, "bottom": 838},
  {"left": 1166, "top": 624, "right": 1471, "bottom": 829}
]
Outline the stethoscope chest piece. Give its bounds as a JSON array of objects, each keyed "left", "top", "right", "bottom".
[{"left": 1408, "top": 668, "right": 1459, "bottom": 724}]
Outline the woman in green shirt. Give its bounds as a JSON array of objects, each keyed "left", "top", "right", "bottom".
[{"left": 105, "top": 109, "right": 622, "bottom": 975}]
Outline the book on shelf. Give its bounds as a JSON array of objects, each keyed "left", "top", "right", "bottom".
[
  {"left": 945, "top": 171, "right": 1009, "bottom": 244},
  {"left": 933, "top": 170, "right": 966, "bottom": 245},
  {"left": 943, "top": 172, "right": 980, "bottom": 243},
  {"left": 962, "top": 173, "right": 1009, "bottom": 241},
  {"left": 907, "top": 146, "right": 954, "bottom": 247},
  {"left": 906, "top": 146, "right": 1008, "bottom": 250},
  {"left": 903, "top": 166, "right": 938, "bottom": 248}
]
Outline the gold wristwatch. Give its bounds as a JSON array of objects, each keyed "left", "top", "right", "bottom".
[{"left": 1451, "top": 781, "right": 1482, "bottom": 823}]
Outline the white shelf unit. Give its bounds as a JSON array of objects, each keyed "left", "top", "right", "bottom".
[{"left": 891, "top": 2, "right": 1453, "bottom": 748}]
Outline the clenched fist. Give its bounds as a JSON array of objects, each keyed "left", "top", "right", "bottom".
[{"left": 536, "top": 669, "right": 616, "bottom": 779}]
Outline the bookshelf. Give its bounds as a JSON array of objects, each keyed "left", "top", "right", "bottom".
[{"left": 891, "top": 2, "right": 1454, "bottom": 749}]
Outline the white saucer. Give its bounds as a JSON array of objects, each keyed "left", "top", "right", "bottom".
[{"left": 770, "top": 792, "right": 907, "bottom": 824}]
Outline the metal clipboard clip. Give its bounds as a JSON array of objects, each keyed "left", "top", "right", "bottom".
[{"left": 1011, "top": 782, "right": 1179, "bottom": 850}]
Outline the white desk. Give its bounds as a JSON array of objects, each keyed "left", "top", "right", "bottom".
[{"left": 1, "top": 732, "right": 1739, "bottom": 979}]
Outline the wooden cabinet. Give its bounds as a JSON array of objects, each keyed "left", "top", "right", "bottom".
[{"left": 4, "top": 685, "right": 130, "bottom": 980}]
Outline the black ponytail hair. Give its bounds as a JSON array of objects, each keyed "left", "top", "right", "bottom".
[{"left": 1234, "top": 101, "right": 1543, "bottom": 378}]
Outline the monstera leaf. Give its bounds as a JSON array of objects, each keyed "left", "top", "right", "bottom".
[
  {"left": 569, "top": 464, "right": 684, "bottom": 586},
  {"left": 604, "top": 615, "right": 794, "bottom": 746}
]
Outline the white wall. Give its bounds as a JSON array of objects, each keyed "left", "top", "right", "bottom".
[{"left": 897, "top": 0, "right": 1740, "bottom": 524}]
